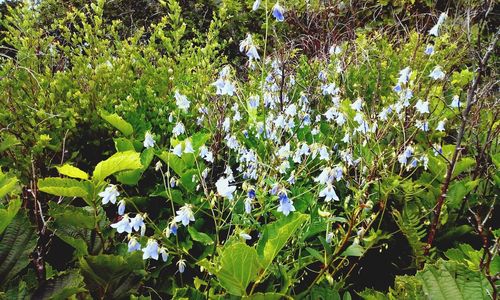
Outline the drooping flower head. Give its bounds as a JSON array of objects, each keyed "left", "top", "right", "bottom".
[
  {"left": 99, "top": 184, "right": 120, "bottom": 205},
  {"left": 143, "top": 131, "right": 155, "bottom": 148},
  {"left": 272, "top": 2, "right": 285, "bottom": 22},
  {"left": 174, "top": 204, "right": 195, "bottom": 226},
  {"left": 277, "top": 192, "right": 295, "bottom": 216}
]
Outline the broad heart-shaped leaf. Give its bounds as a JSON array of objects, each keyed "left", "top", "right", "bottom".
[
  {"left": 416, "top": 259, "right": 491, "bottom": 299},
  {"left": 100, "top": 111, "right": 134, "bottom": 136},
  {"left": 32, "top": 270, "right": 86, "bottom": 300},
  {"left": 56, "top": 164, "right": 89, "bottom": 180},
  {"left": 79, "top": 252, "right": 145, "bottom": 299},
  {"left": 447, "top": 179, "right": 479, "bottom": 209},
  {"left": 257, "top": 213, "right": 309, "bottom": 271},
  {"left": 216, "top": 242, "right": 261, "bottom": 296},
  {"left": 115, "top": 148, "right": 154, "bottom": 185},
  {"left": 341, "top": 244, "right": 365, "bottom": 257},
  {"left": 92, "top": 151, "right": 142, "bottom": 181},
  {"left": 0, "top": 198, "right": 21, "bottom": 235},
  {"left": 38, "top": 178, "right": 92, "bottom": 199},
  {"left": 0, "top": 212, "right": 37, "bottom": 285}
]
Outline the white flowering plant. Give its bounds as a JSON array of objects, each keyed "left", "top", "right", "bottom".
[{"left": 1, "top": 0, "right": 498, "bottom": 299}]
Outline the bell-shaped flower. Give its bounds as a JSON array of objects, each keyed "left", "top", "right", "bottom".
[
  {"left": 172, "top": 143, "right": 183, "bottom": 157},
  {"left": 429, "top": 66, "right": 445, "bottom": 80},
  {"left": 277, "top": 193, "right": 295, "bottom": 216},
  {"left": 239, "top": 232, "right": 252, "bottom": 240},
  {"left": 130, "top": 214, "right": 145, "bottom": 232},
  {"left": 177, "top": 259, "right": 186, "bottom": 273},
  {"left": 99, "top": 184, "right": 120, "bottom": 205},
  {"left": 174, "top": 204, "right": 195, "bottom": 226},
  {"left": 216, "top": 177, "right": 237, "bottom": 200},
  {"left": 398, "top": 67, "right": 412, "bottom": 84},
  {"left": 272, "top": 2, "right": 285, "bottom": 22},
  {"left": 414, "top": 100, "right": 429, "bottom": 114},
  {"left": 142, "top": 239, "right": 159, "bottom": 260},
  {"left": 159, "top": 247, "right": 169, "bottom": 262},
  {"left": 319, "top": 184, "right": 340, "bottom": 202},
  {"left": 450, "top": 95, "right": 461, "bottom": 108},
  {"left": 436, "top": 120, "right": 446, "bottom": 132},
  {"left": 111, "top": 215, "right": 132, "bottom": 233},
  {"left": 424, "top": 44, "right": 434, "bottom": 55},
  {"left": 174, "top": 91, "right": 190, "bottom": 112},
  {"left": 184, "top": 139, "right": 194, "bottom": 154},
  {"left": 252, "top": 0, "right": 261, "bottom": 11},
  {"left": 172, "top": 122, "right": 185, "bottom": 137},
  {"left": 128, "top": 237, "right": 141, "bottom": 252},
  {"left": 117, "top": 200, "right": 126, "bottom": 215},
  {"left": 143, "top": 131, "right": 155, "bottom": 149}
]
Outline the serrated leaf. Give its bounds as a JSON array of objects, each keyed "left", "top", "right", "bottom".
[
  {"left": 116, "top": 148, "right": 154, "bottom": 185},
  {"left": 216, "top": 242, "right": 261, "bottom": 296},
  {"left": 452, "top": 158, "right": 475, "bottom": 178},
  {"left": 257, "top": 213, "right": 309, "bottom": 271},
  {"left": 93, "top": 151, "right": 142, "bottom": 181},
  {"left": 188, "top": 227, "right": 214, "bottom": 245},
  {"left": 32, "top": 271, "right": 86, "bottom": 300},
  {"left": 157, "top": 151, "right": 186, "bottom": 176},
  {"left": 56, "top": 164, "right": 89, "bottom": 180},
  {"left": 447, "top": 179, "right": 479, "bottom": 209},
  {"left": 0, "top": 170, "right": 18, "bottom": 198},
  {"left": 100, "top": 111, "right": 134, "bottom": 136},
  {"left": 38, "top": 178, "right": 92, "bottom": 199},
  {"left": 0, "top": 212, "right": 37, "bottom": 284}
]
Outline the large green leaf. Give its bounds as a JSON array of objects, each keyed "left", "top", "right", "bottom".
[
  {"left": 216, "top": 242, "right": 261, "bottom": 296},
  {"left": 79, "top": 253, "right": 145, "bottom": 298},
  {"left": 92, "top": 151, "right": 142, "bottom": 181},
  {"left": 100, "top": 111, "right": 134, "bottom": 136},
  {"left": 115, "top": 148, "right": 154, "bottom": 185},
  {"left": 188, "top": 226, "right": 214, "bottom": 245},
  {"left": 256, "top": 213, "right": 309, "bottom": 270},
  {"left": 56, "top": 164, "right": 89, "bottom": 180},
  {"left": 157, "top": 151, "right": 187, "bottom": 176},
  {"left": 32, "top": 271, "right": 86, "bottom": 300},
  {"left": 38, "top": 178, "right": 92, "bottom": 199},
  {"left": 0, "top": 212, "right": 37, "bottom": 285},
  {"left": 416, "top": 259, "right": 491, "bottom": 299},
  {"left": 447, "top": 179, "right": 479, "bottom": 209}
]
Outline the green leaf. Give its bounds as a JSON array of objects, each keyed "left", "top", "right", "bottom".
[
  {"left": 216, "top": 242, "right": 261, "bottom": 296},
  {"left": 0, "top": 170, "right": 18, "bottom": 198},
  {"left": 100, "top": 111, "right": 134, "bottom": 136},
  {"left": 56, "top": 164, "right": 89, "bottom": 180},
  {"left": 0, "top": 212, "right": 37, "bottom": 285},
  {"left": 452, "top": 158, "right": 475, "bottom": 178},
  {"left": 341, "top": 244, "right": 365, "bottom": 257},
  {"left": 48, "top": 202, "right": 95, "bottom": 229},
  {"left": 244, "top": 292, "right": 290, "bottom": 300},
  {"left": 114, "top": 138, "right": 135, "bottom": 152},
  {"left": 79, "top": 253, "right": 145, "bottom": 298},
  {"left": 416, "top": 259, "right": 491, "bottom": 299},
  {"left": 172, "top": 287, "right": 205, "bottom": 300},
  {"left": 157, "top": 151, "right": 187, "bottom": 176},
  {"left": 38, "top": 178, "right": 92, "bottom": 199},
  {"left": 256, "top": 212, "right": 309, "bottom": 271},
  {"left": 32, "top": 271, "right": 86, "bottom": 300},
  {"left": 0, "top": 133, "right": 20, "bottom": 153},
  {"left": 0, "top": 199, "right": 21, "bottom": 235},
  {"left": 93, "top": 151, "right": 142, "bottom": 181},
  {"left": 188, "top": 227, "right": 214, "bottom": 245},
  {"left": 447, "top": 179, "right": 479, "bottom": 209},
  {"left": 115, "top": 148, "right": 154, "bottom": 185}
]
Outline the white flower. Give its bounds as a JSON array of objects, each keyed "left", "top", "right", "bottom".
[
  {"left": 415, "top": 100, "right": 429, "bottom": 114},
  {"left": 450, "top": 95, "right": 461, "bottom": 108},
  {"left": 429, "top": 66, "right": 445, "bottom": 80},
  {"left": 143, "top": 131, "right": 155, "bottom": 148},
  {"left": 252, "top": 0, "right": 261, "bottom": 11},
  {"left": 239, "top": 233, "right": 252, "bottom": 240},
  {"left": 110, "top": 215, "right": 132, "bottom": 233},
  {"left": 216, "top": 177, "right": 237, "bottom": 200},
  {"left": 172, "top": 122, "right": 185, "bottom": 137},
  {"left": 174, "top": 204, "right": 195, "bottom": 226},
  {"left": 351, "top": 98, "right": 363, "bottom": 111},
  {"left": 429, "top": 12, "right": 447, "bottom": 36},
  {"left": 174, "top": 91, "right": 190, "bottom": 112},
  {"left": 184, "top": 139, "right": 194, "bottom": 154},
  {"left": 159, "top": 247, "right": 169, "bottom": 262},
  {"left": 277, "top": 193, "right": 295, "bottom": 216},
  {"left": 177, "top": 259, "right": 186, "bottom": 273},
  {"left": 128, "top": 237, "right": 141, "bottom": 252},
  {"left": 319, "top": 184, "right": 340, "bottom": 202},
  {"left": 99, "top": 185, "right": 120, "bottom": 205},
  {"left": 117, "top": 200, "right": 126, "bottom": 215},
  {"left": 436, "top": 120, "right": 446, "bottom": 131},
  {"left": 398, "top": 67, "right": 412, "bottom": 85},
  {"left": 142, "top": 239, "right": 159, "bottom": 260},
  {"left": 172, "top": 143, "right": 183, "bottom": 157},
  {"left": 130, "top": 214, "right": 145, "bottom": 232}
]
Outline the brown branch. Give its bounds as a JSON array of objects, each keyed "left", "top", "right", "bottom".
[{"left": 424, "top": 28, "right": 499, "bottom": 255}]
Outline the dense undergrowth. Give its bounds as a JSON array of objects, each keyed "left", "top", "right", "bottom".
[{"left": 0, "top": 0, "right": 499, "bottom": 299}]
